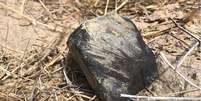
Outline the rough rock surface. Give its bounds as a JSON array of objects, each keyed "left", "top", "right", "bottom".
[{"left": 67, "top": 13, "right": 158, "bottom": 101}]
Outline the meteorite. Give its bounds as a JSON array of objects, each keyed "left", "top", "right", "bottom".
[{"left": 66, "top": 13, "right": 158, "bottom": 101}]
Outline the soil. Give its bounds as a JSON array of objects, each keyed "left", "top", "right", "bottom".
[{"left": 0, "top": 0, "right": 200, "bottom": 100}]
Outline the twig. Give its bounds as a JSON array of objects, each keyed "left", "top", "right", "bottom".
[
  {"left": 104, "top": 0, "right": 110, "bottom": 15},
  {"left": 20, "top": 0, "right": 26, "bottom": 14},
  {"left": 63, "top": 67, "right": 72, "bottom": 86},
  {"left": 145, "top": 87, "right": 158, "bottom": 96},
  {"left": 75, "top": 93, "right": 93, "bottom": 100},
  {"left": 44, "top": 52, "right": 63, "bottom": 70},
  {"left": 116, "top": 0, "right": 128, "bottom": 11},
  {"left": 120, "top": 94, "right": 201, "bottom": 100},
  {"left": 45, "top": 44, "right": 66, "bottom": 71},
  {"left": 170, "top": 18, "right": 201, "bottom": 43},
  {"left": 38, "top": 0, "right": 50, "bottom": 13},
  {"left": 94, "top": 0, "right": 100, "bottom": 7},
  {"left": 176, "top": 42, "right": 199, "bottom": 69},
  {"left": 142, "top": 27, "right": 171, "bottom": 38},
  {"left": 160, "top": 52, "right": 201, "bottom": 90},
  {"left": 55, "top": 93, "right": 59, "bottom": 101},
  {"left": 170, "top": 17, "right": 200, "bottom": 69},
  {"left": 65, "top": 95, "right": 76, "bottom": 100},
  {"left": 115, "top": 0, "right": 117, "bottom": 13},
  {"left": 51, "top": 67, "right": 63, "bottom": 74},
  {"left": 38, "top": 74, "right": 44, "bottom": 90},
  {"left": 89, "top": 95, "right": 96, "bottom": 101}
]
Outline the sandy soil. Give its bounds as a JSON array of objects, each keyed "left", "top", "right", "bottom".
[{"left": 0, "top": 0, "right": 200, "bottom": 100}]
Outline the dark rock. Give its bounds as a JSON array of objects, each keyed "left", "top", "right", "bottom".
[{"left": 66, "top": 13, "right": 158, "bottom": 101}]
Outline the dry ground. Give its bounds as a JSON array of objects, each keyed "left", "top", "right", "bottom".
[{"left": 0, "top": 0, "right": 200, "bottom": 101}]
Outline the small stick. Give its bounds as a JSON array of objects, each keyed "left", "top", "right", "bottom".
[
  {"left": 75, "top": 93, "right": 93, "bottom": 100},
  {"left": 120, "top": 94, "right": 201, "bottom": 100},
  {"left": 20, "top": 0, "right": 26, "bottom": 14},
  {"left": 63, "top": 67, "right": 73, "bottom": 86},
  {"left": 160, "top": 52, "right": 201, "bottom": 90},
  {"left": 55, "top": 93, "right": 59, "bottom": 101},
  {"left": 170, "top": 18, "right": 201, "bottom": 43},
  {"left": 44, "top": 52, "right": 63, "bottom": 70},
  {"left": 176, "top": 42, "right": 199, "bottom": 69},
  {"left": 116, "top": 0, "right": 128, "bottom": 11},
  {"left": 114, "top": 0, "right": 118, "bottom": 13},
  {"left": 38, "top": 75, "right": 42, "bottom": 89},
  {"left": 64, "top": 95, "right": 76, "bottom": 100},
  {"left": 104, "top": 0, "right": 110, "bottom": 15},
  {"left": 94, "top": 0, "right": 100, "bottom": 7},
  {"left": 38, "top": 0, "right": 50, "bottom": 13},
  {"left": 51, "top": 67, "right": 63, "bottom": 74},
  {"left": 89, "top": 95, "right": 96, "bottom": 101},
  {"left": 170, "top": 17, "right": 200, "bottom": 69},
  {"left": 142, "top": 27, "right": 171, "bottom": 38}
]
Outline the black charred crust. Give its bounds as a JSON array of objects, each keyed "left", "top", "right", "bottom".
[{"left": 66, "top": 13, "right": 158, "bottom": 101}]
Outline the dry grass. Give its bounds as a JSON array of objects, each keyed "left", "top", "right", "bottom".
[{"left": 0, "top": 0, "right": 200, "bottom": 101}]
